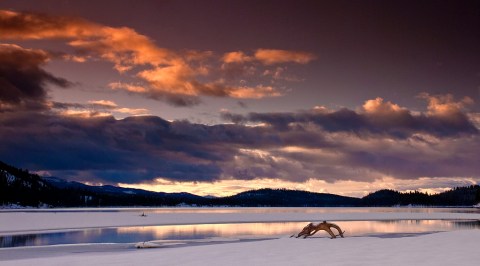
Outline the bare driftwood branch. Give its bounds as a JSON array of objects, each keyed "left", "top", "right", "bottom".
[{"left": 291, "top": 221, "right": 345, "bottom": 239}]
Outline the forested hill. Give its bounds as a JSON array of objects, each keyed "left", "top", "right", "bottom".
[
  {"left": 1, "top": 161, "right": 480, "bottom": 207},
  {"left": 362, "top": 188, "right": 480, "bottom": 206},
  {"left": 0, "top": 161, "right": 208, "bottom": 207},
  {"left": 214, "top": 188, "right": 361, "bottom": 206}
]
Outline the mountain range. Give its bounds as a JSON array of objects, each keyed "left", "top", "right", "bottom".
[{"left": 1, "top": 161, "right": 479, "bottom": 207}]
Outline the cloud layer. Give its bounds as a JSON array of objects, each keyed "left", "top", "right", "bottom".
[
  {"left": 1, "top": 9, "right": 478, "bottom": 194},
  {"left": 0, "top": 10, "right": 314, "bottom": 106},
  {"left": 222, "top": 95, "right": 478, "bottom": 138},
  {"left": 1, "top": 89, "right": 478, "bottom": 186}
]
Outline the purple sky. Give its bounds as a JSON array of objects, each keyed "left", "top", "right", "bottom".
[{"left": 0, "top": 0, "right": 479, "bottom": 196}]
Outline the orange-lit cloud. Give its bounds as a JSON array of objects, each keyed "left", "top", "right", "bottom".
[
  {"left": 222, "top": 51, "right": 252, "bottom": 63},
  {"left": 86, "top": 100, "right": 148, "bottom": 115},
  {"left": 254, "top": 49, "right": 316, "bottom": 65},
  {"left": 136, "top": 61, "right": 200, "bottom": 96},
  {"left": 62, "top": 54, "right": 88, "bottom": 63},
  {"left": 228, "top": 85, "right": 282, "bottom": 99},
  {"left": 68, "top": 26, "right": 175, "bottom": 73},
  {"left": 222, "top": 49, "right": 316, "bottom": 65},
  {"left": 418, "top": 93, "right": 474, "bottom": 117},
  {"left": 1, "top": 10, "right": 312, "bottom": 106},
  {"left": 0, "top": 10, "right": 98, "bottom": 39},
  {"left": 51, "top": 99, "right": 149, "bottom": 117},
  {"left": 88, "top": 100, "right": 118, "bottom": 108},
  {"left": 2, "top": 12, "right": 179, "bottom": 88},
  {"left": 111, "top": 74, "right": 282, "bottom": 101},
  {"left": 115, "top": 107, "right": 149, "bottom": 115},
  {"left": 1, "top": 10, "right": 174, "bottom": 70},
  {"left": 0, "top": 10, "right": 174, "bottom": 71},
  {"left": 363, "top": 97, "right": 405, "bottom": 114},
  {"left": 109, "top": 82, "right": 148, "bottom": 93},
  {"left": 59, "top": 109, "right": 111, "bottom": 118}
]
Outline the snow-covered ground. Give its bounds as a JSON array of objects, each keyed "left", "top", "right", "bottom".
[
  {"left": 2, "top": 231, "right": 480, "bottom": 266},
  {"left": 1, "top": 208, "right": 480, "bottom": 265}
]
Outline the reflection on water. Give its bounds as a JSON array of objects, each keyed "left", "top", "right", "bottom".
[{"left": 1, "top": 220, "right": 479, "bottom": 248}]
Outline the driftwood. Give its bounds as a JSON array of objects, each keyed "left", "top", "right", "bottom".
[{"left": 291, "top": 221, "right": 345, "bottom": 239}]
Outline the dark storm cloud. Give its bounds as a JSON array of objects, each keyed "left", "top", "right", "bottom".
[
  {"left": 50, "top": 101, "right": 88, "bottom": 109},
  {"left": 0, "top": 44, "right": 71, "bottom": 109},
  {"left": 0, "top": 112, "right": 274, "bottom": 183},
  {"left": 222, "top": 99, "right": 478, "bottom": 138},
  {"left": 1, "top": 96, "right": 479, "bottom": 184},
  {"left": 0, "top": 113, "right": 221, "bottom": 183}
]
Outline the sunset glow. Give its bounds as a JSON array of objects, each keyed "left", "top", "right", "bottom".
[{"left": 1, "top": 0, "right": 479, "bottom": 196}]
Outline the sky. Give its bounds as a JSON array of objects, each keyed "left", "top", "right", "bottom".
[{"left": 0, "top": 0, "right": 479, "bottom": 197}]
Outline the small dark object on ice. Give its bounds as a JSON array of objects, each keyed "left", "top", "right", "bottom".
[
  {"left": 135, "top": 241, "right": 161, "bottom": 248},
  {"left": 290, "top": 221, "right": 345, "bottom": 239},
  {"left": 140, "top": 212, "right": 147, "bottom": 217}
]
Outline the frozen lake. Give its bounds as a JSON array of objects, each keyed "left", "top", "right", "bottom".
[
  {"left": 1, "top": 219, "right": 480, "bottom": 248},
  {"left": 1, "top": 207, "right": 480, "bottom": 248}
]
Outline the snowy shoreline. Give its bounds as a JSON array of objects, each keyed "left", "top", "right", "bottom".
[{"left": 2, "top": 231, "right": 480, "bottom": 265}]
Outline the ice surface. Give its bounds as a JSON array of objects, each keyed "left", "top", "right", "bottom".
[{"left": 1, "top": 208, "right": 480, "bottom": 235}]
